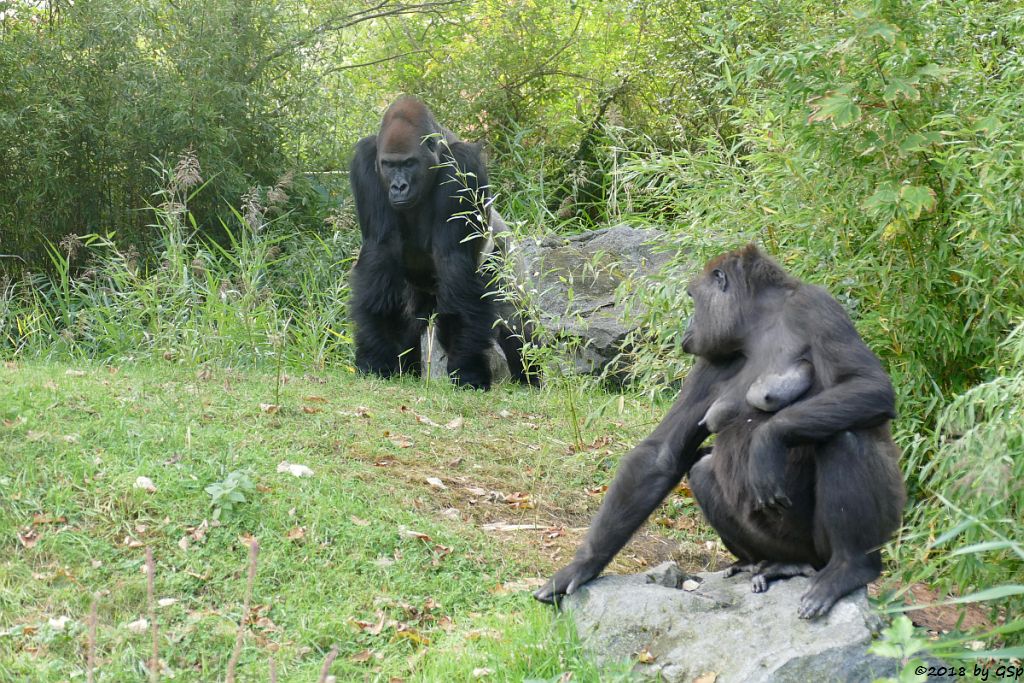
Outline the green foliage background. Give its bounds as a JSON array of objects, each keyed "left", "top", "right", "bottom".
[{"left": 2, "top": 0, "right": 1022, "bottom": 652}]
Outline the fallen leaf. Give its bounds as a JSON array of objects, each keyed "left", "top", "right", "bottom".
[
  {"left": 498, "top": 409, "right": 512, "bottom": 418},
  {"left": 499, "top": 577, "right": 547, "bottom": 592},
  {"left": 425, "top": 477, "right": 447, "bottom": 490},
  {"left": 285, "top": 526, "right": 306, "bottom": 541},
  {"left": 636, "top": 647, "right": 656, "bottom": 664},
  {"left": 694, "top": 673, "right": 718, "bottom": 683},
  {"left": 586, "top": 485, "right": 608, "bottom": 495},
  {"left": 351, "top": 650, "right": 374, "bottom": 663},
  {"left": 504, "top": 492, "right": 533, "bottom": 509},
  {"left": 276, "top": 461, "right": 314, "bottom": 477},
  {"left": 445, "top": 416, "right": 464, "bottom": 430},
  {"left": 301, "top": 406, "right": 323, "bottom": 414},
  {"left": 389, "top": 435, "right": 414, "bottom": 449},
  {"left": 134, "top": 476, "right": 157, "bottom": 493},
  {"left": 48, "top": 616, "right": 72, "bottom": 631},
  {"left": 32, "top": 513, "right": 67, "bottom": 525},
  {"left": 374, "top": 458, "right": 398, "bottom": 467},
  {"left": 350, "top": 612, "right": 386, "bottom": 636},
  {"left": 157, "top": 598, "right": 177, "bottom": 608},
  {"left": 126, "top": 618, "right": 149, "bottom": 634},
  {"left": 481, "top": 522, "right": 545, "bottom": 532},
  {"left": 395, "top": 626, "right": 429, "bottom": 645},
  {"left": 441, "top": 508, "right": 461, "bottom": 521},
  {"left": 682, "top": 579, "right": 701, "bottom": 592},
  {"left": 414, "top": 413, "right": 440, "bottom": 427},
  {"left": 303, "top": 395, "right": 328, "bottom": 403},
  {"left": 350, "top": 515, "right": 371, "bottom": 527},
  {"left": 399, "top": 527, "right": 432, "bottom": 542},
  {"left": 196, "top": 367, "right": 213, "bottom": 381},
  {"left": 66, "top": 369, "right": 86, "bottom": 377},
  {"left": 472, "top": 668, "right": 494, "bottom": 678},
  {"left": 465, "top": 486, "right": 489, "bottom": 497},
  {"left": 259, "top": 403, "right": 281, "bottom": 414}
]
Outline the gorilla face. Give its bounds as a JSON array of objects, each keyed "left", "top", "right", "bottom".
[
  {"left": 377, "top": 120, "right": 440, "bottom": 210},
  {"left": 682, "top": 260, "right": 745, "bottom": 359}
]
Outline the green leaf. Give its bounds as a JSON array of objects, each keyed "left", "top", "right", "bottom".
[
  {"left": 808, "top": 91, "right": 861, "bottom": 127},
  {"left": 899, "top": 185, "right": 937, "bottom": 219},
  {"left": 883, "top": 77, "right": 920, "bottom": 102},
  {"left": 864, "top": 20, "right": 900, "bottom": 45},
  {"left": 914, "top": 63, "right": 942, "bottom": 79},
  {"left": 863, "top": 183, "right": 900, "bottom": 216}
]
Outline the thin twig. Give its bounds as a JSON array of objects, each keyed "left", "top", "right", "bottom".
[
  {"left": 225, "top": 539, "right": 260, "bottom": 683},
  {"left": 86, "top": 595, "right": 98, "bottom": 683},
  {"left": 146, "top": 547, "right": 159, "bottom": 683},
  {"left": 317, "top": 645, "right": 339, "bottom": 683},
  {"left": 269, "top": 657, "right": 278, "bottom": 683}
]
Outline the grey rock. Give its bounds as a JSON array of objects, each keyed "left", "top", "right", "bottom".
[
  {"left": 519, "top": 225, "right": 674, "bottom": 377},
  {"left": 562, "top": 562, "right": 952, "bottom": 683}
]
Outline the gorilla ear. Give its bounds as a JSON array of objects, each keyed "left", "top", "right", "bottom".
[{"left": 712, "top": 268, "right": 728, "bottom": 292}]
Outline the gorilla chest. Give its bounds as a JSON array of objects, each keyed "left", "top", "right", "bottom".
[{"left": 398, "top": 219, "right": 438, "bottom": 292}]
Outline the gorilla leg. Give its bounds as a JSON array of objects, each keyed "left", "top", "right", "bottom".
[
  {"left": 690, "top": 452, "right": 759, "bottom": 565},
  {"left": 496, "top": 316, "right": 539, "bottom": 386},
  {"left": 351, "top": 252, "right": 421, "bottom": 378},
  {"left": 799, "top": 431, "right": 893, "bottom": 619},
  {"left": 692, "top": 449, "right": 820, "bottom": 596},
  {"left": 435, "top": 312, "right": 491, "bottom": 389}
]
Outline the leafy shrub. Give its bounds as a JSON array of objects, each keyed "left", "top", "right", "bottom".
[{"left": 205, "top": 471, "right": 256, "bottom": 521}]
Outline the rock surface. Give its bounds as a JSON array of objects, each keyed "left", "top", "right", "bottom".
[
  {"left": 519, "top": 225, "right": 672, "bottom": 376},
  {"left": 561, "top": 562, "right": 949, "bottom": 683}
]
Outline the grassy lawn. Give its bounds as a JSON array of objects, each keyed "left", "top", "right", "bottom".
[{"left": 0, "top": 361, "right": 720, "bottom": 681}]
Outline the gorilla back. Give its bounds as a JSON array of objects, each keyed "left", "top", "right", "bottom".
[{"left": 348, "top": 96, "right": 534, "bottom": 389}]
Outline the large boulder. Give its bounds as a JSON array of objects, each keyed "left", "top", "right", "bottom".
[
  {"left": 519, "top": 225, "right": 672, "bottom": 376},
  {"left": 561, "top": 562, "right": 953, "bottom": 683}
]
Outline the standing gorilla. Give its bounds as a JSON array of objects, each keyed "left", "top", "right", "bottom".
[
  {"left": 536, "top": 245, "right": 905, "bottom": 619},
  {"left": 349, "top": 96, "right": 533, "bottom": 390}
]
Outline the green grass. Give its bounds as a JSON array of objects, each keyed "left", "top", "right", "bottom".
[{"left": 0, "top": 361, "right": 690, "bottom": 681}]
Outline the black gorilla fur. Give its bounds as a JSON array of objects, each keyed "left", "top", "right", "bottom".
[
  {"left": 536, "top": 245, "right": 905, "bottom": 619},
  {"left": 349, "top": 96, "right": 533, "bottom": 390}
]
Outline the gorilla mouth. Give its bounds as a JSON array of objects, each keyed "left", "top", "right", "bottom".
[{"left": 390, "top": 198, "right": 414, "bottom": 209}]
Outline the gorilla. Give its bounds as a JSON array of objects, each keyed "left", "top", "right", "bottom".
[
  {"left": 536, "top": 245, "right": 905, "bottom": 619},
  {"left": 349, "top": 96, "right": 534, "bottom": 390}
]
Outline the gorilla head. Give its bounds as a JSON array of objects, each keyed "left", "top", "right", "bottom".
[
  {"left": 375, "top": 97, "right": 444, "bottom": 210},
  {"left": 682, "top": 245, "right": 795, "bottom": 359}
]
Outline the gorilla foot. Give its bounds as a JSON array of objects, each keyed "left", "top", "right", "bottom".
[
  {"left": 751, "top": 562, "right": 816, "bottom": 594},
  {"left": 797, "top": 559, "right": 872, "bottom": 619}
]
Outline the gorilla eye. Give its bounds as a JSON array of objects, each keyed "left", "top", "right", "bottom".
[{"left": 712, "top": 269, "right": 728, "bottom": 291}]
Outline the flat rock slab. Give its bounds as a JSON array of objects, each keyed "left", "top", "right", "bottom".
[{"left": 562, "top": 562, "right": 950, "bottom": 683}]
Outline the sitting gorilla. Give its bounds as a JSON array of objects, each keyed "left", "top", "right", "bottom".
[
  {"left": 536, "top": 245, "right": 905, "bottom": 619},
  {"left": 349, "top": 96, "right": 534, "bottom": 390}
]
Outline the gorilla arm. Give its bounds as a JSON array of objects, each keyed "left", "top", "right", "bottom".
[
  {"left": 748, "top": 286, "right": 896, "bottom": 510},
  {"left": 535, "top": 358, "right": 738, "bottom": 603}
]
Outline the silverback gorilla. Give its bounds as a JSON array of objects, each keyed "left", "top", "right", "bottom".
[
  {"left": 349, "top": 96, "right": 533, "bottom": 389},
  {"left": 536, "top": 245, "right": 905, "bottom": 618}
]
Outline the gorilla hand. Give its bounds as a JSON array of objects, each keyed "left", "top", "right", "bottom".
[
  {"left": 748, "top": 424, "right": 791, "bottom": 511},
  {"left": 534, "top": 557, "right": 603, "bottom": 604}
]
